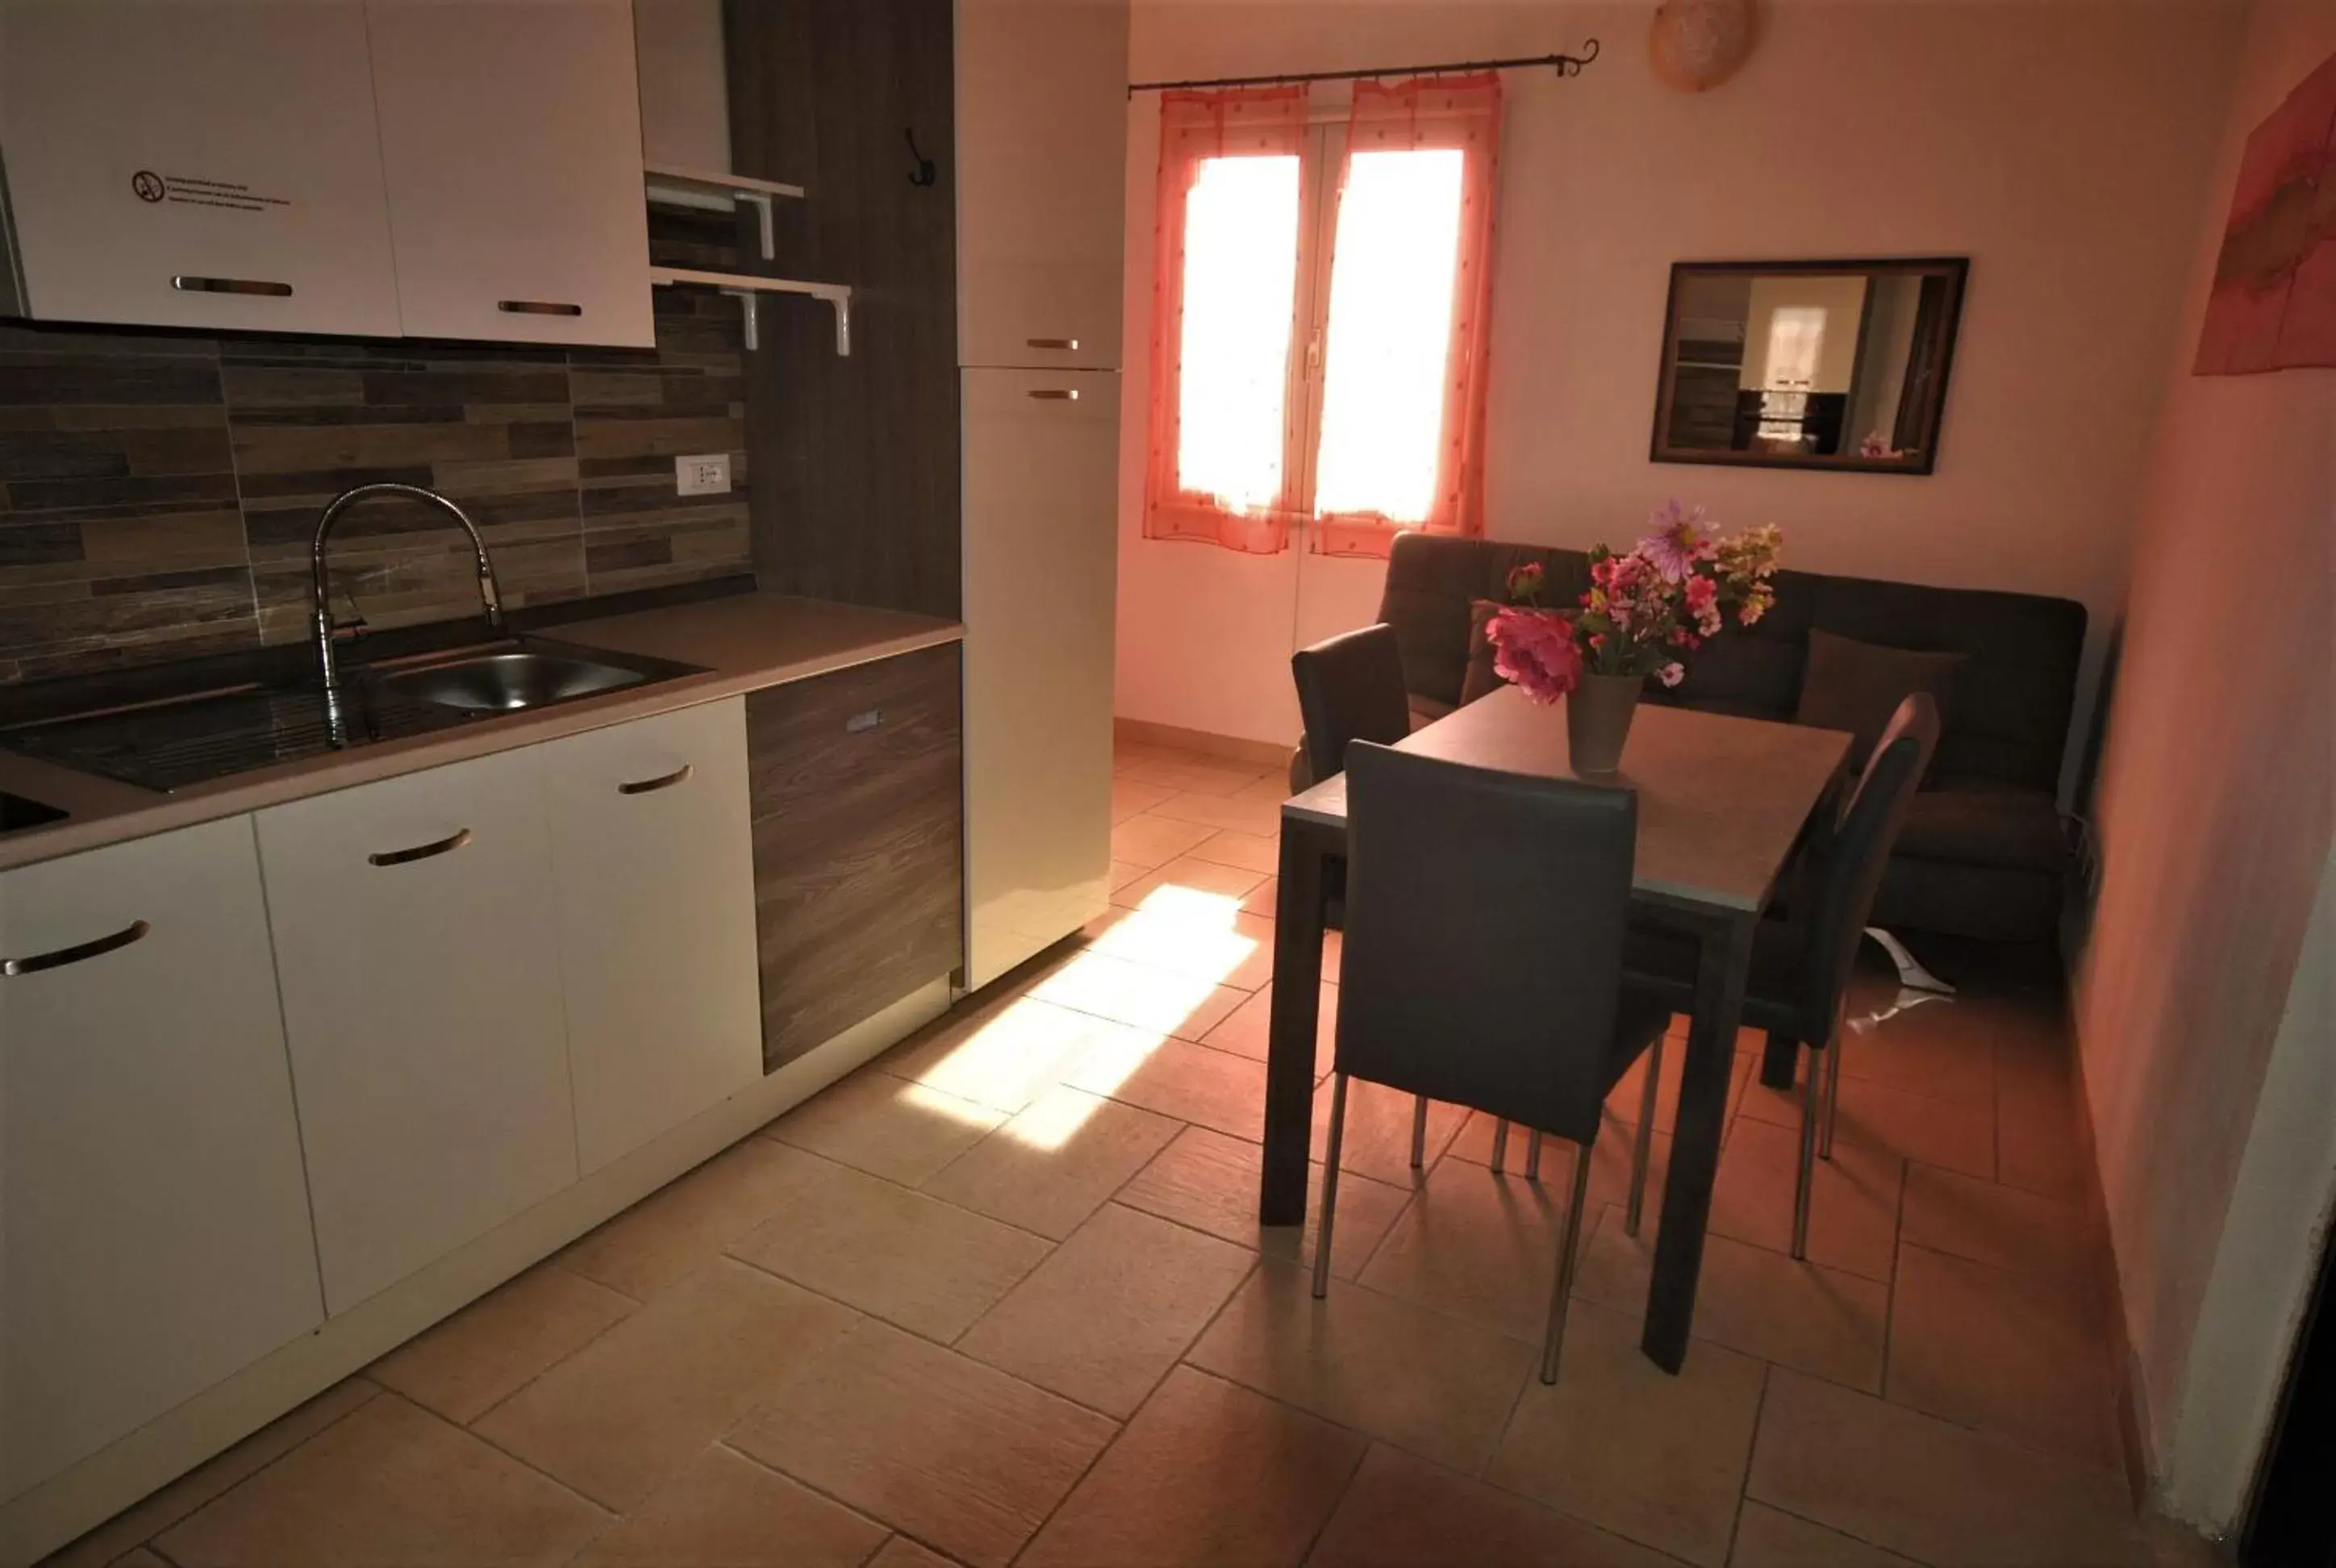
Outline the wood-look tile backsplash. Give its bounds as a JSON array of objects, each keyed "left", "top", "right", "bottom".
[{"left": 0, "top": 278, "right": 750, "bottom": 684}]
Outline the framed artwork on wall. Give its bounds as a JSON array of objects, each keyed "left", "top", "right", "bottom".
[{"left": 2195, "top": 48, "right": 2336, "bottom": 376}]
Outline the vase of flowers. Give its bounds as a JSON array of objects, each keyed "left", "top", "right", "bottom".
[
  {"left": 1483, "top": 501, "right": 1783, "bottom": 775},
  {"left": 1565, "top": 669, "right": 1645, "bottom": 774}
]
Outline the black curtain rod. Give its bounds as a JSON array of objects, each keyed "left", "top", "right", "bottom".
[{"left": 1126, "top": 40, "right": 1600, "bottom": 97}]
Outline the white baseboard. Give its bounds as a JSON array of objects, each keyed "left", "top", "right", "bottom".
[{"left": 1, "top": 977, "right": 953, "bottom": 1568}]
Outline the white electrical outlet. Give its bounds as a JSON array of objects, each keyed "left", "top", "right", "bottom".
[{"left": 675, "top": 452, "right": 732, "bottom": 496}]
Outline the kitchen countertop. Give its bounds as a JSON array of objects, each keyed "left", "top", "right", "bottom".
[{"left": 0, "top": 592, "right": 963, "bottom": 873}]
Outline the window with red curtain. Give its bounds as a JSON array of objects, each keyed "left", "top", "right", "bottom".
[
  {"left": 1141, "top": 74, "right": 1503, "bottom": 560},
  {"left": 1142, "top": 85, "right": 1312, "bottom": 554}
]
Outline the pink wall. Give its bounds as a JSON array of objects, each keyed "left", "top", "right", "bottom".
[
  {"left": 2074, "top": 0, "right": 2336, "bottom": 1498},
  {"left": 1112, "top": 0, "right": 2242, "bottom": 759}
]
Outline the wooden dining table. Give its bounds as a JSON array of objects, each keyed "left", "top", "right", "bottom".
[{"left": 1261, "top": 686, "right": 1853, "bottom": 1374}]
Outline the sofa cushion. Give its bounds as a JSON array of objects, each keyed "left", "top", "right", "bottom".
[
  {"left": 1789, "top": 571, "right": 2084, "bottom": 793},
  {"left": 1660, "top": 632, "right": 1804, "bottom": 721},
  {"left": 1896, "top": 785, "right": 2067, "bottom": 873},
  {"left": 1794, "top": 629, "right": 1966, "bottom": 770}
]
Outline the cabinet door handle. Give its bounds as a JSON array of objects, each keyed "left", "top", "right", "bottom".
[
  {"left": 498, "top": 299, "right": 584, "bottom": 317},
  {"left": 617, "top": 762, "right": 693, "bottom": 796},
  {"left": 1027, "top": 336, "right": 1079, "bottom": 350},
  {"left": 173, "top": 275, "right": 292, "bottom": 297},
  {"left": 1027, "top": 389, "right": 1079, "bottom": 401},
  {"left": 369, "top": 828, "right": 473, "bottom": 868},
  {"left": 845, "top": 708, "right": 883, "bottom": 733},
  {"left": 3, "top": 919, "right": 151, "bottom": 978}
]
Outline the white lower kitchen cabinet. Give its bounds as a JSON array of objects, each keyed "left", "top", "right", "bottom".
[
  {"left": 258, "top": 747, "right": 578, "bottom": 1316},
  {"left": 539, "top": 699, "right": 762, "bottom": 1174},
  {"left": 0, "top": 817, "right": 323, "bottom": 1499}
]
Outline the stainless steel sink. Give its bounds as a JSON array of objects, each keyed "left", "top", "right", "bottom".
[
  {"left": 0, "top": 636, "right": 706, "bottom": 792},
  {"left": 0, "top": 790, "right": 67, "bottom": 834},
  {"left": 378, "top": 648, "right": 652, "bottom": 713}
]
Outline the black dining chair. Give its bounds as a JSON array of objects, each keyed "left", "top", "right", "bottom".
[
  {"left": 1291, "top": 623, "right": 1411, "bottom": 789},
  {"left": 1626, "top": 694, "right": 1941, "bottom": 1259},
  {"left": 1290, "top": 624, "right": 1439, "bottom": 1166},
  {"left": 1316, "top": 740, "right": 1671, "bottom": 1385}
]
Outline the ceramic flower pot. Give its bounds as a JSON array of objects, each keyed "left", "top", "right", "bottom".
[{"left": 1567, "top": 671, "right": 1641, "bottom": 774}]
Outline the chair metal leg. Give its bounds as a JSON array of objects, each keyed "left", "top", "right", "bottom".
[
  {"left": 1626, "top": 1033, "right": 1663, "bottom": 1236},
  {"left": 1313, "top": 1074, "right": 1350, "bottom": 1299},
  {"left": 1541, "top": 1135, "right": 1596, "bottom": 1384},
  {"left": 1525, "top": 1129, "right": 1543, "bottom": 1181},
  {"left": 1867, "top": 925, "right": 1955, "bottom": 994},
  {"left": 1792, "top": 1048, "right": 1821, "bottom": 1260},
  {"left": 1821, "top": 1035, "right": 1842, "bottom": 1161},
  {"left": 1409, "top": 1095, "right": 1429, "bottom": 1170},
  {"left": 1491, "top": 1119, "right": 1510, "bottom": 1172}
]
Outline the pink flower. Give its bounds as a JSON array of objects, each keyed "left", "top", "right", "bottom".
[
  {"left": 1684, "top": 575, "right": 1718, "bottom": 623},
  {"left": 1486, "top": 607, "right": 1583, "bottom": 705},
  {"left": 1638, "top": 499, "right": 1717, "bottom": 582},
  {"left": 1506, "top": 561, "right": 1545, "bottom": 603},
  {"left": 1658, "top": 661, "right": 1685, "bottom": 687}
]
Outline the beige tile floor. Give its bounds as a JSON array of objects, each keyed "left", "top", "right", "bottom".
[{"left": 50, "top": 739, "right": 2209, "bottom": 1568}]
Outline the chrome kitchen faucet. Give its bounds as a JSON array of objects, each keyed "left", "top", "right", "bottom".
[{"left": 310, "top": 482, "right": 507, "bottom": 730}]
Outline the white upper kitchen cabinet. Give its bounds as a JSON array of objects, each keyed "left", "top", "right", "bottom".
[
  {"left": 539, "top": 699, "right": 762, "bottom": 1175},
  {"left": 953, "top": 0, "right": 1128, "bottom": 369},
  {"left": 0, "top": 817, "right": 323, "bottom": 1499},
  {"left": 366, "top": 0, "right": 655, "bottom": 347},
  {"left": 0, "top": 0, "right": 403, "bottom": 336},
  {"left": 258, "top": 746, "right": 578, "bottom": 1316}
]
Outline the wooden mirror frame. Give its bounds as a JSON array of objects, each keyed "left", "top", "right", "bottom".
[{"left": 1648, "top": 256, "right": 1969, "bottom": 476}]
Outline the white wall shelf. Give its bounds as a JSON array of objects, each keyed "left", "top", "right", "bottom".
[
  {"left": 644, "top": 162, "right": 804, "bottom": 262},
  {"left": 649, "top": 264, "right": 851, "bottom": 355}
]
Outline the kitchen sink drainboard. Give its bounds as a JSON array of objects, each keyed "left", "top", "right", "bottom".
[{"left": 1, "top": 686, "right": 468, "bottom": 793}]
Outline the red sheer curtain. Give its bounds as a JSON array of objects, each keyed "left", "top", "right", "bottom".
[
  {"left": 1141, "top": 85, "right": 1310, "bottom": 555},
  {"left": 1312, "top": 73, "right": 1503, "bottom": 559}
]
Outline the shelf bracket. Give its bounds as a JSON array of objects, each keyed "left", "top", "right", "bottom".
[
  {"left": 650, "top": 265, "right": 853, "bottom": 357},
  {"left": 642, "top": 164, "right": 807, "bottom": 265}
]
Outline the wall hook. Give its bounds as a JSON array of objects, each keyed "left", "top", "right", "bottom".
[{"left": 905, "top": 127, "right": 937, "bottom": 187}]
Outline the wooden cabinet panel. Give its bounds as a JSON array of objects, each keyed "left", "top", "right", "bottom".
[
  {"left": 540, "top": 699, "right": 762, "bottom": 1174},
  {"left": 727, "top": 0, "right": 963, "bottom": 617},
  {"left": 961, "top": 367, "right": 1116, "bottom": 986},
  {"left": 258, "top": 748, "right": 578, "bottom": 1314},
  {"left": 365, "top": 0, "right": 653, "bottom": 346},
  {"left": 953, "top": 0, "right": 1129, "bottom": 369},
  {"left": 0, "top": 0, "right": 403, "bottom": 336},
  {"left": 0, "top": 818, "right": 323, "bottom": 1496},
  {"left": 747, "top": 644, "right": 964, "bottom": 1069}
]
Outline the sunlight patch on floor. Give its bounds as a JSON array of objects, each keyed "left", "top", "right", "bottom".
[{"left": 958, "top": 880, "right": 1261, "bottom": 1150}]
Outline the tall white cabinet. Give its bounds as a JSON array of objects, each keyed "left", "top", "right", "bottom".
[
  {"left": 956, "top": 0, "right": 1130, "bottom": 989},
  {"left": 954, "top": 0, "right": 1128, "bottom": 371},
  {"left": 0, "top": 819, "right": 323, "bottom": 1499}
]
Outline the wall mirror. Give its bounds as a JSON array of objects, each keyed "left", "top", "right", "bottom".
[{"left": 1650, "top": 257, "right": 1968, "bottom": 474}]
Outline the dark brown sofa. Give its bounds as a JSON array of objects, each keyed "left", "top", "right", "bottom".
[{"left": 1340, "top": 533, "right": 2085, "bottom": 945}]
